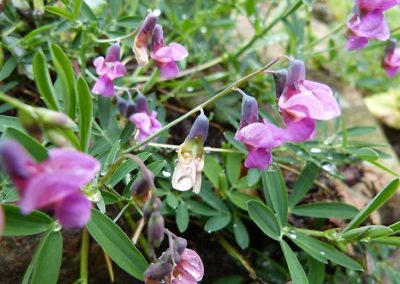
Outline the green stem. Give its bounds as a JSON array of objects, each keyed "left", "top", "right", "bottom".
[
  {"left": 80, "top": 228, "right": 89, "bottom": 284},
  {"left": 303, "top": 22, "right": 346, "bottom": 50},
  {"left": 0, "top": 92, "right": 33, "bottom": 112},
  {"left": 123, "top": 56, "right": 284, "bottom": 153},
  {"left": 96, "top": 156, "right": 126, "bottom": 190},
  {"left": 294, "top": 228, "right": 326, "bottom": 237},
  {"left": 148, "top": 142, "right": 241, "bottom": 153},
  {"left": 93, "top": 29, "right": 138, "bottom": 43}
]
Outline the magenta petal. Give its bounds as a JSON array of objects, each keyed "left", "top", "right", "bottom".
[
  {"left": 179, "top": 249, "right": 204, "bottom": 281},
  {"left": 109, "top": 62, "right": 127, "bottom": 80},
  {"left": 105, "top": 43, "right": 120, "bottom": 62},
  {"left": 348, "top": 11, "right": 390, "bottom": 40},
  {"left": 92, "top": 76, "right": 115, "bottom": 97},
  {"left": 93, "top": 57, "right": 107, "bottom": 76},
  {"left": 244, "top": 148, "right": 272, "bottom": 170},
  {"left": 347, "top": 35, "right": 369, "bottom": 51},
  {"left": 385, "top": 66, "right": 400, "bottom": 77},
  {"left": 356, "top": 0, "right": 400, "bottom": 12},
  {"left": 235, "top": 123, "right": 276, "bottom": 148},
  {"left": 159, "top": 61, "right": 180, "bottom": 79},
  {"left": 19, "top": 172, "right": 82, "bottom": 214},
  {"left": 284, "top": 118, "right": 315, "bottom": 142},
  {"left": 130, "top": 112, "right": 152, "bottom": 134},
  {"left": 287, "top": 59, "right": 306, "bottom": 89},
  {"left": 152, "top": 46, "right": 175, "bottom": 63},
  {"left": 55, "top": 193, "right": 91, "bottom": 228},
  {"left": 168, "top": 43, "right": 189, "bottom": 61},
  {"left": 45, "top": 149, "right": 101, "bottom": 186}
]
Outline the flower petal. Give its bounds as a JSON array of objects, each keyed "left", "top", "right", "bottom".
[
  {"left": 130, "top": 112, "right": 152, "bottom": 134},
  {"left": 168, "top": 43, "right": 188, "bottom": 61},
  {"left": 356, "top": 0, "right": 400, "bottom": 12},
  {"left": 348, "top": 11, "right": 389, "bottom": 40},
  {"left": 105, "top": 43, "right": 120, "bottom": 62},
  {"left": 160, "top": 61, "right": 180, "bottom": 79},
  {"left": 284, "top": 118, "right": 315, "bottom": 142},
  {"left": 92, "top": 76, "right": 115, "bottom": 97},
  {"left": 235, "top": 122, "right": 284, "bottom": 149},
  {"left": 346, "top": 35, "right": 369, "bottom": 51},
  {"left": 55, "top": 193, "right": 92, "bottom": 228},
  {"left": 244, "top": 148, "right": 272, "bottom": 170},
  {"left": 179, "top": 249, "right": 204, "bottom": 281}
]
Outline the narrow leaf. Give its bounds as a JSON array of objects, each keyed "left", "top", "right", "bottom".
[
  {"left": 289, "top": 162, "right": 319, "bottom": 207},
  {"left": 280, "top": 240, "right": 309, "bottom": 284},
  {"left": 204, "top": 214, "right": 231, "bottom": 232},
  {"left": 292, "top": 202, "right": 358, "bottom": 219},
  {"left": 247, "top": 201, "right": 281, "bottom": 240},
  {"left": 76, "top": 77, "right": 93, "bottom": 152},
  {"left": 233, "top": 217, "right": 249, "bottom": 250},
  {"left": 176, "top": 203, "right": 189, "bottom": 233}
]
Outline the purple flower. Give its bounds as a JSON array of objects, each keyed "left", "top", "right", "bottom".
[
  {"left": 278, "top": 59, "right": 341, "bottom": 124},
  {"left": 92, "top": 43, "right": 126, "bottom": 97},
  {"left": 170, "top": 249, "right": 204, "bottom": 284},
  {"left": 346, "top": 0, "right": 399, "bottom": 51},
  {"left": 234, "top": 94, "right": 285, "bottom": 170},
  {"left": 0, "top": 140, "right": 100, "bottom": 228},
  {"left": 129, "top": 93, "right": 162, "bottom": 144},
  {"left": 151, "top": 25, "right": 188, "bottom": 79},
  {"left": 382, "top": 39, "right": 400, "bottom": 77},
  {"left": 133, "top": 11, "right": 158, "bottom": 66}
]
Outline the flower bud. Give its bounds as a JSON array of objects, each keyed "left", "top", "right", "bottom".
[
  {"left": 159, "top": 248, "right": 181, "bottom": 264},
  {"left": 152, "top": 24, "right": 164, "bottom": 53},
  {"left": 133, "top": 11, "right": 157, "bottom": 66},
  {"left": 126, "top": 102, "right": 137, "bottom": 117},
  {"left": 239, "top": 93, "right": 258, "bottom": 128},
  {"left": 135, "top": 92, "right": 148, "bottom": 113},
  {"left": 35, "top": 108, "right": 77, "bottom": 129},
  {"left": 187, "top": 110, "right": 209, "bottom": 142},
  {"left": 18, "top": 109, "right": 43, "bottom": 142},
  {"left": 174, "top": 236, "right": 187, "bottom": 255},
  {"left": 105, "top": 43, "right": 121, "bottom": 62},
  {"left": 131, "top": 170, "right": 154, "bottom": 205},
  {"left": 287, "top": 59, "right": 305, "bottom": 89},
  {"left": 148, "top": 211, "right": 165, "bottom": 248},
  {"left": 144, "top": 261, "right": 173, "bottom": 280},
  {"left": 272, "top": 69, "right": 288, "bottom": 98},
  {"left": 0, "top": 140, "right": 33, "bottom": 190},
  {"left": 45, "top": 129, "right": 72, "bottom": 148},
  {"left": 117, "top": 96, "right": 128, "bottom": 117}
]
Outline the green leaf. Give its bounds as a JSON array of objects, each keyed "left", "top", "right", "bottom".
[
  {"left": 247, "top": 201, "right": 281, "bottom": 240},
  {"left": 76, "top": 77, "right": 92, "bottom": 152},
  {"left": 33, "top": 50, "right": 59, "bottom": 111},
  {"left": 73, "top": 0, "right": 82, "bottom": 18},
  {"left": 186, "top": 200, "right": 219, "bottom": 216},
  {"left": 223, "top": 132, "right": 247, "bottom": 154},
  {"left": 233, "top": 217, "right": 249, "bottom": 249},
  {"left": 0, "top": 115, "right": 22, "bottom": 132},
  {"left": 0, "top": 57, "right": 17, "bottom": 81},
  {"left": 110, "top": 0, "right": 122, "bottom": 17},
  {"left": 50, "top": 43, "right": 76, "bottom": 118},
  {"left": 166, "top": 193, "right": 179, "bottom": 209},
  {"left": 45, "top": 6, "right": 74, "bottom": 20},
  {"left": 199, "top": 185, "right": 229, "bottom": 213},
  {"left": 226, "top": 153, "right": 242, "bottom": 184},
  {"left": 354, "top": 147, "right": 379, "bottom": 161},
  {"left": 5, "top": 127, "right": 48, "bottom": 161},
  {"left": 203, "top": 155, "right": 223, "bottom": 188},
  {"left": 292, "top": 233, "right": 364, "bottom": 271},
  {"left": 307, "top": 257, "right": 325, "bottom": 284},
  {"left": 341, "top": 225, "right": 393, "bottom": 241},
  {"left": 228, "top": 191, "right": 261, "bottom": 211},
  {"left": 98, "top": 95, "right": 111, "bottom": 130},
  {"left": 247, "top": 168, "right": 260, "bottom": 186},
  {"left": 87, "top": 209, "right": 148, "bottom": 280},
  {"left": 261, "top": 168, "right": 288, "bottom": 225},
  {"left": 3, "top": 204, "right": 54, "bottom": 236},
  {"left": 343, "top": 178, "right": 399, "bottom": 232},
  {"left": 176, "top": 203, "right": 189, "bottom": 233},
  {"left": 370, "top": 237, "right": 400, "bottom": 246},
  {"left": 280, "top": 240, "right": 309, "bottom": 284},
  {"left": 30, "top": 231, "right": 63, "bottom": 284},
  {"left": 204, "top": 214, "right": 231, "bottom": 232},
  {"left": 289, "top": 162, "right": 319, "bottom": 207},
  {"left": 339, "top": 126, "right": 376, "bottom": 137},
  {"left": 292, "top": 202, "right": 358, "bottom": 219}
]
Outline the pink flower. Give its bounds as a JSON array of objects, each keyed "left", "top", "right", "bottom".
[
  {"left": 0, "top": 140, "right": 100, "bottom": 228},
  {"left": 278, "top": 59, "right": 341, "bottom": 123},
  {"left": 170, "top": 249, "right": 204, "bottom": 284},
  {"left": 346, "top": 0, "right": 399, "bottom": 51},
  {"left": 382, "top": 39, "right": 400, "bottom": 77},
  {"left": 133, "top": 11, "right": 158, "bottom": 66},
  {"left": 151, "top": 25, "right": 188, "bottom": 79},
  {"left": 234, "top": 93, "right": 285, "bottom": 170},
  {"left": 92, "top": 43, "right": 126, "bottom": 97},
  {"left": 129, "top": 93, "right": 162, "bottom": 143}
]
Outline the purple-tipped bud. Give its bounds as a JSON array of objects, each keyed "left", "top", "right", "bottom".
[
  {"left": 133, "top": 11, "right": 157, "bottom": 66},
  {"left": 143, "top": 197, "right": 162, "bottom": 219},
  {"left": 131, "top": 170, "right": 154, "bottom": 206},
  {"left": 174, "top": 236, "right": 187, "bottom": 255},
  {"left": 385, "top": 39, "right": 397, "bottom": 56},
  {"left": 145, "top": 261, "right": 173, "bottom": 280},
  {"left": 105, "top": 43, "right": 121, "bottom": 62},
  {"left": 35, "top": 108, "right": 77, "bottom": 129},
  {"left": 126, "top": 103, "right": 137, "bottom": 117},
  {"left": 272, "top": 69, "right": 288, "bottom": 98},
  {"left": 239, "top": 93, "right": 258, "bottom": 128},
  {"left": 136, "top": 92, "right": 148, "bottom": 113},
  {"left": 287, "top": 59, "right": 305, "bottom": 90},
  {"left": 187, "top": 110, "right": 209, "bottom": 142},
  {"left": 160, "top": 248, "right": 181, "bottom": 264},
  {"left": 0, "top": 140, "right": 34, "bottom": 191},
  {"left": 117, "top": 97, "right": 128, "bottom": 117},
  {"left": 148, "top": 211, "right": 165, "bottom": 248},
  {"left": 152, "top": 24, "right": 164, "bottom": 52}
]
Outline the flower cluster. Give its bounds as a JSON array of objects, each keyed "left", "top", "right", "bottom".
[
  {"left": 133, "top": 11, "right": 188, "bottom": 79},
  {"left": 346, "top": 0, "right": 400, "bottom": 51},
  {"left": 235, "top": 59, "right": 341, "bottom": 170},
  {"left": 0, "top": 140, "right": 100, "bottom": 228},
  {"left": 145, "top": 233, "right": 204, "bottom": 284}
]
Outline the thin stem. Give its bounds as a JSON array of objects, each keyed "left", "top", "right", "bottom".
[
  {"left": 294, "top": 227, "right": 326, "bottom": 237},
  {"left": 303, "top": 22, "right": 346, "bottom": 50},
  {"left": 0, "top": 92, "right": 33, "bottom": 112},
  {"left": 79, "top": 228, "right": 89, "bottom": 284},
  {"left": 113, "top": 201, "right": 131, "bottom": 223},
  {"left": 93, "top": 29, "right": 138, "bottom": 43},
  {"left": 132, "top": 217, "right": 145, "bottom": 245},
  {"left": 103, "top": 251, "right": 115, "bottom": 282},
  {"left": 123, "top": 56, "right": 284, "bottom": 153},
  {"left": 148, "top": 142, "right": 241, "bottom": 153}
]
